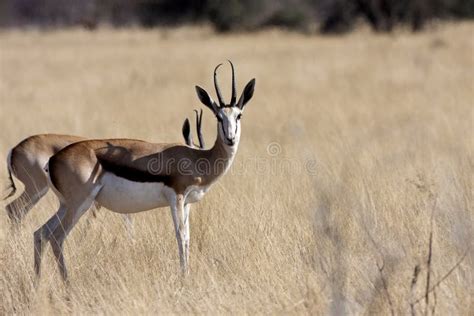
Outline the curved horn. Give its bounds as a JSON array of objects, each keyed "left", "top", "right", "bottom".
[
  {"left": 214, "top": 63, "right": 225, "bottom": 107},
  {"left": 228, "top": 60, "right": 237, "bottom": 106}
]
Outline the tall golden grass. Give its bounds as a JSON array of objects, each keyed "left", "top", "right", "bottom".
[{"left": 0, "top": 23, "right": 472, "bottom": 314}]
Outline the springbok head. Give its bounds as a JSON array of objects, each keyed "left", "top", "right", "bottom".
[{"left": 195, "top": 61, "right": 256, "bottom": 146}]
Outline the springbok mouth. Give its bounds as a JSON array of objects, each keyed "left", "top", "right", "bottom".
[{"left": 225, "top": 138, "right": 236, "bottom": 146}]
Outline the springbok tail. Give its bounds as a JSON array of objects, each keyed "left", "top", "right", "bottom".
[{"left": 3, "top": 149, "right": 17, "bottom": 200}]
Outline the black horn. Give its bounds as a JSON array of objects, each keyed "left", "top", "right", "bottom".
[
  {"left": 214, "top": 63, "right": 225, "bottom": 107},
  {"left": 228, "top": 60, "right": 237, "bottom": 106}
]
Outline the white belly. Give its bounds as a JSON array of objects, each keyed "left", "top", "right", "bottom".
[{"left": 96, "top": 172, "right": 170, "bottom": 213}]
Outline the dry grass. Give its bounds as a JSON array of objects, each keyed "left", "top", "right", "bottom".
[{"left": 0, "top": 23, "right": 472, "bottom": 314}]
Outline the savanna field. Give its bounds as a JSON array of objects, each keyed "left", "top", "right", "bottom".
[{"left": 0, "top": 23, "right": 472, "bottom": 314}]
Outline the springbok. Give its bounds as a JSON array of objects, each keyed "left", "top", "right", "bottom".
[
  {"left": 34, "top": 61, "right": 255, "bottom": 280},
  {"left": 4, "top": 114, "right": 204, "bottom": 224}
]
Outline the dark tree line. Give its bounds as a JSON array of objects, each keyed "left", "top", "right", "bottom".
[
  {"left": 0, "top": 0, "right": 472, "bottom": 33},
  {"left": 319, "top": 0, "right": 474, "bottom": 33}
]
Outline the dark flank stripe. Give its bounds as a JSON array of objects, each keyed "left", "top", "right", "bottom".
[{"left": 98, "top": 158, "right": 172, "bottom": 185}]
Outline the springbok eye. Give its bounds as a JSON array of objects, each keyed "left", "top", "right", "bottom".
[{"left": 237, "top": 113, "right": 242, "bottom": 120}]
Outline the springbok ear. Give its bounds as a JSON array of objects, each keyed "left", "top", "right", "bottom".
[
  {"left": 237, "top": 79, "right": 256, "bottom": 110},
  {"left": 182, "top": 118, "right": 192, "bottom": 146},
  {"left": 195, "top": 86, "right": 218, "bottom": 114}
]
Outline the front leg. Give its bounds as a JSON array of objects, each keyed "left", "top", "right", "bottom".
[
  {"left": 169, "top": 193, "right": 188, "bottom": 273},
  {"left": 183, "top": 203, "right": 191, "bottom": 270}
]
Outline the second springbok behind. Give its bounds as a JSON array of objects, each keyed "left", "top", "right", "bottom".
[{"left": 34, "top": 61, "right": 256, "bottom": 281}]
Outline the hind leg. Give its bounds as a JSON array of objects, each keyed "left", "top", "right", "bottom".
[
  {"left": 6, "top": 191, "right": 32, "bottom": 224},
  {"left": 48, "top": 189, "right": 101, "bottom": 282},
  {"left": 7, "top": 170, "right": 49, "bottom": 223},
  {"left": 34, "top": 204, "right": 67, "bottom": 279},
  {"left": 6, "top": 186, "right": 48, "bottom": 224}
]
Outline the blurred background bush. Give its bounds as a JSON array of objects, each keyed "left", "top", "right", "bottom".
[{"left": 0, "top": 0, "right": 472, "bottom": 33}]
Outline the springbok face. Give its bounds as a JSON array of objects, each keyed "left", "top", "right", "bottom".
[
  {"left": 217, "top": 107, "right": 242, "bottom": 146},
  {"left": 196, "top": 61, "right": 256, "bottom": 147}
]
